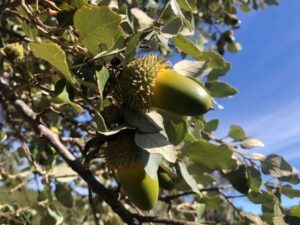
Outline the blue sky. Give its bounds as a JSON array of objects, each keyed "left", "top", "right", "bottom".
[
  {"left": 205, "top": 1, "right": 300, "bottom": 213},
  {"left": 208, "top": 1, "right": 300, "bottom": 164}
]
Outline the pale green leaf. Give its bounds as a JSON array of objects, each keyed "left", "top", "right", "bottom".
[
  {"left": 173, "top": 59, "right": 206, "bottom": 77},
  {"left": 240, "top": 137, "right": 264, "bottom": 149}
]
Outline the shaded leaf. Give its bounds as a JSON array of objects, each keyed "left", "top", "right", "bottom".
[
  {"left": 135, "top": 132, "right": 177, "bottom": 163},
  {"left": 55, "top": 183, "right": 74, "bottom": 208},
  {"left": 161, "top": 17, "right": 183, "bottom": 38},
  {"left": 247, "top": 166, "right": 262, "bottom": 192},
  {"left": 261, "top": 154, "right": 294, "bottom": 178},
  {"left": 178, "top": 161, "right": 199, "bottom": 193},
  {"left": 140, "top": 150, "right": 162, "bottom": 179},
  {"left": 281, "top": 185, "right": 300, "bottom": 198},
  {"left": 40, "top": 206, "right": 64, "bottom": 225},
  {"left": 163, "top": 115, "right": 188, "bottom": 145}
]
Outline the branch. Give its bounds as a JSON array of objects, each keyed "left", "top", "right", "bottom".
[{"left": 0, "top": 78, "right": 203, "bottom": 225}]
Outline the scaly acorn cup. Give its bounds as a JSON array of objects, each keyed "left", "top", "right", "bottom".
[
  {"left": 119, "top": 54, "right": 213, "bottom": 115},
  {"left": 101, "top": 131, "right": 159, "bottom": 211}
]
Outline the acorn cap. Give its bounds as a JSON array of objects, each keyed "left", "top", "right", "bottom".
[
  {"left": 119, "top": 54, "right": 170, "bottom": 113},
  {"left": 101, "top": 131, "right": 140, "bottom": 170}
]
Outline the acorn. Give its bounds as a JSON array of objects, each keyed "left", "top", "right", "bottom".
[
  {"left": 119, "top": 55, "right": 212, "bottom": 116},
  {"left": 158, "top": 167, "right": 176, "bottom": 191},
  {"left": 101, "top": 131, "right": 159, "bottom": 211}
]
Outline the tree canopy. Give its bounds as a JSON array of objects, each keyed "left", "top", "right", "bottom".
[{"left": 1, "top": 0, "right": 300, "bottom": 225}]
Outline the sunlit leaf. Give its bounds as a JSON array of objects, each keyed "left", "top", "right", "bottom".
[
  {"left": 74, "top": 7, "right": 122, "bottom": 54},
  {"left": 29, "top": 42, "right": 77, "bottom": 85}
]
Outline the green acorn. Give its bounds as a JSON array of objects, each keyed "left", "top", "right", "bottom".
[
  {"left": 119, "top": 54, "right": 212, "bottom": 115},
  {"left": 158, "top": 167, "right": 176, "bottom": 191},
  {"left": 101, "top": 131, "right": 159, "bottom": 211}
]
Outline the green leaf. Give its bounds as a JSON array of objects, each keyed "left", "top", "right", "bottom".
[
  {"left": 207, "top": 62, "right": 231, "bottom": 81},
  {"left": 55, "top": 183, "right": 74, "bottom": 208},
  {"left": 135, "top": 132, "right": 177, "bottom": 163},
  {"left": 200, "top": 51, "right": 225, "bottom": 69},
  {"left": 173, "top": 34, "right": 202, "bottom": 58},
  {"left": 74, "top": 6, "right": 122, "bottom": 55},
  {"left": 29, "top": 42, "right": 77, "bottom": 85},
  {"left": 281, "top": 185, "right": 300, "bottom": 198},
  {"left": 178, "top": 161, "right": 200, "bottom": 193},
  {"left": 161, "top": 17, "right": 183, "bottom": 38},
  {"left": 248, "top": 190, "right": 276, "bottom": 205},
  {"left": 289, "top": 206, "right": 300, "bottom": 217},
  {"left": 39, "top": 206, "right": 64, "bottom": 225},
  {"left": 124, "top": 111, "right": 164, "bottom": 133},
  {"left": 185, "top": 140, "right": 238, "bottom": 170},
  {"left": 205, "top": 80, "right": 238, "bottom": 98},
  {"left": 125, "top": 32, "right": 143, "bottom": 62},
  {"left": 273, "top": 200, "right": 288, "bottom": 225},
  {"left": 227, "top": 42, "right": 242, "bottom": 53},
  {"left": 140, "top": 150, "right": 162, "bottom": 180},
  {"left": 228, "top": 125, "right": 245, "bottom": 141},
  {"left": 163, "top": 115, "right": 188, "bottom": 145},
  {"left": 247, "top": 166, "right": 262, "bottom": 192},
  {"left": 261, "top": 154, "right": 294, "bottom": 178},
  {"left": 240, "top": 137, "right": 264, "bottom": 149},
  {"left": 95, "top": 66, "right": 110, "bottom": 105},
  {"left": 222, "top": 165, "right": 249, "bottom": 194},
  {"left": 203, "top": 119, "right": 219, "bottom": 133},
  {"left": 50, "top": 162, "right": 77, "bottom": 183},
  {"left": 54, "top": 80, "right": 82, "bottom": 114}
]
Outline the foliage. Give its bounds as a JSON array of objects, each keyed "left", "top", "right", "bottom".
[{"left": 1, "top": 0, "right": 299, "bottom": 225}]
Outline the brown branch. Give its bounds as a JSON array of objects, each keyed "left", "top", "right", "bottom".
[
  {"left": 0, "top": 78, "right": 203, "bottom": 225},
  {"left": 88, "top": 186, "right": 100, "bottom": 225}
]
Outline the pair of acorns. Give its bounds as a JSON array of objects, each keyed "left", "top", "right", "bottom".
[{"left": 102, "top": 55, "right": 212, "bottom": 211}]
